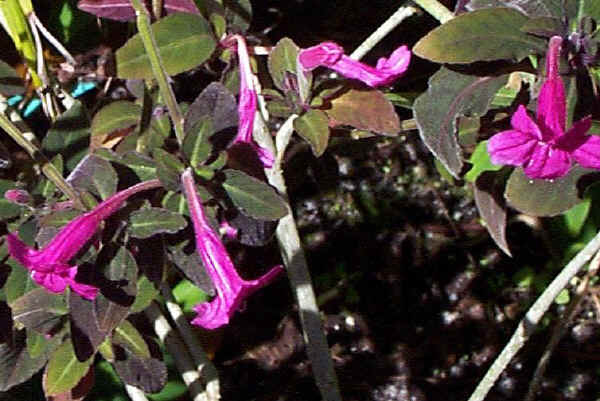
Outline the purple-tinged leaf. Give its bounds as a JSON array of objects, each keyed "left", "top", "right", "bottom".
[
  {"left": 505, "top": 166, "right": 593, "bottom": 216},
  {"left": 474, "top": 172, "right": 511, "bottom": 256},
  {"left": 10, "top": 288, "right": 67, "bottom": 334},
  {"left": 0, "top": 301, "right": 12, "bottom": 345},
  {"left": 227, "top": 211, "right": 277, "bottom": 247},
  {"left": 0, "top": 330, "right": 62, "bottom": 391},
  {"left": 77, "top": 0, "right": 137, "bottom": 22},
  {"left": 326, "top": 88, "right": 400, "bottom": 135},
  {"left": 164, "top": 0, "right": 200, "bottom": 15},
  {"left": 184, "top": 82, "right": 238, "bottom": 136},
  {"left": 414, "top": 68, "right": 508, "bottom": 178},
  {"left": 69, "top": 294, "right": 106, "bottom": 361},
  {"left": 413, "top": 8, "right": 546, "bottom": 63},
  {"left": 112, "top": 346, "right": 167, "bottom": 393},
  {"left": 170, "top": 244, "right": 215, "bottom": 294}
]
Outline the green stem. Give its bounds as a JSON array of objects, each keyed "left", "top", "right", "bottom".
[
  {"left": 0, "top": 112, "right": 83, "bottom": 209},
  {"left": 467, "top": 229, "right": 600, "bottom": 401},
  {"left": 129, "top": 0, "right": 185, "bottom": 144},
  {"left": 412, "top": 0, "right": 454, "bottom": 23},
  {"left": 350, "top": 6, "right": 417, "bottom": 60}
]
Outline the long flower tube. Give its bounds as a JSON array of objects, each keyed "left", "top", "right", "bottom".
[
  {"left": 181, "top": 168, "right": 282, "bottom": 329},
  {"left": 223, "top": 34, "right": 275, "bottom": 168},
  {"left": 5, "top": 179, "right": 162, "bottom": 299},
  {"left": 299, "top": 41, "right": 411, "bottom": 87},
  {"left": 487, "top": 36, "right": 600, "bottom": 179}
]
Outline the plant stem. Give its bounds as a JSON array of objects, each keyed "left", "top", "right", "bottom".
[
  {"left": 160, "top": 284, "right": 220, "bottom": 401},
  {"left": 350, "top": 6, "right": 417, "bottom": 60},
  {"left": 0, "top": 111, "right": 83, "bottom": 209},
  {"left": 261, "top": 115, "right": 342, "bottom": 401},
  {"left": 412, "top": 0, "right": 454, "bottom": 23},
  {"left": 524, "top": 249, "right": 600, "bottom": 401},
  {"left": 146, "top": 303, "right": 215, "bottom": 401},
  {"left": 467, "top": 229, "right": 600, "bottom": 401},
  {"left": 129, "top": 0, "right": 185, "bottom": 144},
  {"left": 125, "top": 385, "right": 150, "bottom": 401}
]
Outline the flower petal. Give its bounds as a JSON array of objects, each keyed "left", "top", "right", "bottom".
[
  {"left": 571, "top": 134, "right": 600, "bottom": 169},
  {"left": 536, "top": 78, "right": 566, "bottom": 141},
  {"left": 524, "top": 143, "right": 571, "bottom": 179},
  {"left": 510, "top": 105, "right": 543, "bottom": 140},
  {"left": 31, "top": 271, "right": 68, "bottom": 294},
  {"left": 229, "top": 35, "right": 274, "bottom": 167},
  {"left": 299, "top": 42, "right": 410, "bottom": 87},
  {"left": 487, "top": 129, "right": 538, "bottom": 167},
  {"left": 182, "top": 169, "right": 282, "bottom": 329},
  {"left": 298, "top": 41, "right": 344, "bottom": 70}
]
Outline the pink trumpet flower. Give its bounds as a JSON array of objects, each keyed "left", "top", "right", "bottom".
[
  {"left": 181, "top": 169, "right": 282, "bottom": 329},
  {"left": 298, "top": 41, "right": 411, "bottom": 87},
  {"left": 5, "top": 179, "right": 162, "bottom": 300},
  {"left": 487, "top": 36, "right": 600, "bottom": 179},
  {"left": 225, "top": 35, "right": 275, "bottom": 168}
]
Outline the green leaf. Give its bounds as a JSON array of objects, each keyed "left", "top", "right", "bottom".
[
  {"left": 10, "top": 288, "right": 67, "bottom": 334},
  {"left": 465, "top": 141, "right": 503, "bottom": 182},
  {"left": 414, "top": 68, "right": 508, "bottom": 178},
  {"left": 91, "top": 101, "right": 142, "bottom": 149},
  {"left": 113, "top": 320, "right": 150, "bottom": 359},
  {"left": 42, "top": 100, "right": 90, "bottom": 170},
  {"left": 561, "top": 198, "right": 591, "bottom": 238},
  {"left": 413, "top": 8, "right": 547, "bottom": 63},
  {"left": 153, "top": 148, "right": 184, "bottom": 192},
  {"left": 268, "top": 37, "right": 301, "bottom": 92},
  {"left": 326, "top": 88, "right": 400, "bottom": 135},
  {"left": 505, "top": 166, "right": 591, "bottom": 216},
  {"left": 116, "top": 13, "right": 216, "bottom": 80},
  {"left": 120, "top": 151, "right": 158, "bottom": 181},
  {"left": 44, "top": 340, "right": 93, "bottom": 396},
  {"left": 172, "top": 279, "right": 209, "bottom": 314},
  {"left": 223, "top": 169, "right": 288, "bottom": 220},
  {"left": 0, "top": 330, "right": 61, "bottom": 391},
  {"left": 128, "top": 207, "right": 187, "bottom": 239},
  {"left": 67, "top": 154, "right": 118, "bottom": 200},
  {"left": 555, "top": 288, "right": 570, "bottom": 304},
  {"left": 183, "top": 117, "right": 213, "bottom": 168},
  {"left": 130, "top": 275, "right": 159, "bottom": 314},
  {"left": 294, "top": 109, "right": 330, "bottom": 157}
]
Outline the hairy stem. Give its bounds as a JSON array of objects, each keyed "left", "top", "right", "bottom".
[
  {"left": 412, "top": 0, "right": 454, "bottom": 23},
  {"left": 350, "top": 6, "right": 417, "bottom": 60},
  {"left": 129, "top": 0, "right": 185, "bottom": 144},
  {"left": 260, "top": 114, "right": 342, "bottom": 401},
  {"left": 468, "top": 229, "right": 600, "bottom": 401}
]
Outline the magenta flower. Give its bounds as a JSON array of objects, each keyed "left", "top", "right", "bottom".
[
  {"left": 224, "top": 35, "right": 275, "bottom": 168},
  {"left": 181, "top": 169, "right": 282, "bottom": 329},
  {"left": 488, "top": 36, "right": 600, "bottom": 179},
  {"left": 6, "top": 179, "right": 161, "bottom": 300},
  {"left": 5, "top": 189, "right": 31, "bottom": 204},
  {"left": 298, "top": 41, "right": 411, "bottom": 87}
]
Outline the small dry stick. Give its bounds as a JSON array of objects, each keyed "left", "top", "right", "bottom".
[
  {"left": 467, "top": 229, "right": 600, "bottom": 401},
  {"left": 524, "top": 249, "right": 600, "bottom": 401}
]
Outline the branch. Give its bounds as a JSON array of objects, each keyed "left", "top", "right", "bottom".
[
  {"left": 467, "top": 229, "right": 600, "bottom": 401},
  {"left": 412, "top": 0, "right": 454, "bottom": 23}
]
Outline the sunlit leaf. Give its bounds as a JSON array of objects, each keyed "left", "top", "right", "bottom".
[
  {"left": 128, "top": 207, "right": 187, "bottom": 239},
  {"left": 90, "top": 101, "right": 142, "bottom": 150},
  {"left": 113, "top": 320, "right": 150, "bottom": 359},
  {"left": 44, "top": 340, "right": 93, "bottom": 396},
  {"left": 294, "top": 109, "right": 330, "bottom": 157},
  {"left": 413, "top": 8, "right": 546, "bottom": 63},
  {"left": 116, "top": 13, "right": 216, "bottom": 79},
  {"left": 222, "top": 169, "right": 288, "bottom": 220},
  {"left": 326, "top": 88, "right": 400, "bottom": 135}
]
